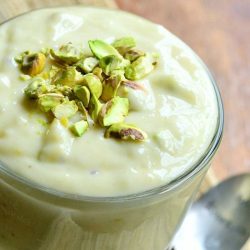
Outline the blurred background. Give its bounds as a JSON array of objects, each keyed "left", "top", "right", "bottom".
[{"left": 0, "top": 0, "right": 249, "bottom": 188}]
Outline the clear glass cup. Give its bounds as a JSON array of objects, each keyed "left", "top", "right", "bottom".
[{"left": 0, "top": 9, "right": 224, "bottom": 250}]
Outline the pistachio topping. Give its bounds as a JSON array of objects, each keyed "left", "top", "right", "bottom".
[
  {"left": 17, "top": 52, "right": 46, "bottom": 76},
  {"left": 52, "top": 100, "right": 78, "bottom": 119},
  {"left": 99, "top": 55, "right": 129, "bottom": 76},
  {"left": 105, "top": 123, "right": 147, "bottom": 141},
  {"left": 74, "top": 85, "right": 90, "bottom": 107},
  {"left": 50, "top": 43, "right": 83, "bottom": 64},
  {"left": 15, "top": 37, "right": 158, "bottom": 141},
  {"left": 70, "top": 120, "right": 88, "bottom": 137},
  {"left": 124, "top": 48, "right": 145, "bottom": 62},
  {"left": 88, "top": 40, "right": 121, "bottom": 59},
  {"left": 112, "top": 37, "right": 136, "bottom": 55},
  {"left": 125, "top": 53, "right": 158, "bottom": 80},
  {"left": 98, "top": 96, "right": 129, "bottom": 127},
  {"left": 38, "top": 93, "right": 64, "bottom": 112},
  {"left": 54, "top": 66, "right": 84, "bottom": 87},
  {"left": 75, "top": 57, "right": 99, "bottom": 73},
  {"left": 101, "top": 74, "right": 122, "bottom": 102}
]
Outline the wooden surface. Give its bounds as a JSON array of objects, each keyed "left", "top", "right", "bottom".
[{"left": 0, "top": 0, "right": 249, "bottom": 191}]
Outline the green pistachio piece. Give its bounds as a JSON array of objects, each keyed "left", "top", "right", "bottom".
[
  {"left": 99, "top": 55, "right": 130, "bottom": 76},
  {"left": 124, "top": 48, "right": 145, "bottom": 62},
  {"left": 75, "top": 57, "right": 99, "bottom": 73},
  {"left": 98, "top": 96, "right": 129, "bottom": 127},
  {"left": 52, "top": 100, "right": 78, "bottom": 119},
  {"left": 74, "top": 85, "right": 90, "bottom": 107},
  {"left": 38, "top": 93, "right": 64, "bottom": 112},
  {"left": 82, "top": 73, "right": 103, "bottom": 98},
  {"left": 112, "top": 37, "right": 136, "bottom": 55},
  {"left": 70, "top": 120, "right": 88, "bottom": 137},
  {"left": 88, "top": 95, "right": 103, "bottom": 121},
  {"left": 15, "top": 51, "right": 30, "bottom": 64},
  {"left": 56, "top": 85, "right": 74, "bottom": 98},
  {"left": 125, "top": 53, "right": 158, "bottom": 80},
  {"left": 49, "top": 65, "right": 61, "bottom": 79},
  {"left": 105, "top": 123, "right": 147, "bottom": 141},
  {"left": 54, "top": 67, "right": 84, "bottom": 87},
  {"left": 50, "top": 43, "right": 83, "bottom": 64},
  {"left": 24, "top": 77, "right": 48, "bottom": 99},
  {"left": 101, "top": 74, "right": 122, "bottom": 102},
  {"left": 20, "top": 52, "right": 46, "bottom": 76},
  {"left": 88, "top": 40, "right": 121, "bottom": 59},
  {"left": 92, "top": 67, "right": 104, "bottom": 81}
]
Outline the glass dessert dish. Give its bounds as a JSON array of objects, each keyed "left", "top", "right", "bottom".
[{"left": 0, "top": 6, "right": 223, "bottom": 250}]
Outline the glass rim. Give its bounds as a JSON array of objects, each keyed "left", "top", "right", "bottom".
[{"left": 0, "top": 6, "right": 224, "bottom": 203}]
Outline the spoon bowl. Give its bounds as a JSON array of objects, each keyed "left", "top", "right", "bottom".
[{"left": 171, "top": 174, "right": 250, "bottom": 250}]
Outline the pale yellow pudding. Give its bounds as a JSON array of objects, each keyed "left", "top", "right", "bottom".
[
  {"left": 0, "top": 6, "right": 222, "bottom": 250},
  {"left": 0, "top": 7, "right": 217, "bottom": 197}
]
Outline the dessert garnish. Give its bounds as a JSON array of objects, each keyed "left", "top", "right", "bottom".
[{"left": 15, "top": 37, "right": 158, "bottom": 141}]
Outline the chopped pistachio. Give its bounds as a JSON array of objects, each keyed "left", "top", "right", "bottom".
[
  {"left": 99, "top": 55, "right": 129, "bottom": 76},
  {"left": 14, "top": 51, "right": 30, "bottom": 64},
  {"left": 125, "top": 53, "right": 158, "bottom": 80},
  {"left": 70, "top": 120, "right": 88, "bottom": 137},
  {"left": 52, "top": 100, "right": 78, "bottom": 119},
  {"left": 75, "top": 57, "right": 99, "bottom": 73},
  {"left": 38, "top": 93, "right": 64, "bottom": 112},
  {"left": 88, "top": 40, "right": 121, "bottom": 59},
  {"left": 20, "top": 74, "right": 31, "bottom": 81},
  {"left": 124, "top": 48, "right": 145, "bottom": 62},
  {"left": 105, "top": 123, "right": 147, "bottom": 141},
  {"left": 82, "top": 73, "right": 103, "bottom": 98},
  {"left": 49, "top": 65, "right": 61, "bottom": 79},
  {"left": 40, "top": 47, "right": 50, "bottom": 56},
  {"left": 92, "top": 67, "right": 104, "bottom": 81},
  {"left": 88, "top": 95, "right": 102, "bottom": 121},
  {"left": 112, "top": 37, "right": 136, "bottom": 55},
  {"left": 56, "top": 85, "right": 74, "bottom": 98},
  {"left": 101, "top": 74, "right": 122, "bottom": 102},
  {"left": 54, "top": 67, "right": 84, "bottom": 87},
  {"left": 60, "top": 117, "right": 69, "bottom": 127},
  {"left": 20, "top": 52, "right": 46, "bottom": 76},
  {"left": 75, "top": 100, "right": 89, "bottom": 122},
  {"left": 24, "top": 77, "right": 48, "bottom": 99},
  {"left": 50, "top": 43, "right": 83, "bottom": 64},
  {"left": 98, "top": 96, "right": 129, "bottom": 127},
  {"left": 74, "top": 85, "right": 90, "bottom": 107}
]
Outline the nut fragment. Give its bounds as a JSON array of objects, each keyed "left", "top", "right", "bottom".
[
  {"left": 54, "top": 67, "right": 84, "bottom": 87},
  {"left": 74, "top": 85, "right": 90, "bottom": 107},
  {"left": 88, "top": 40, "right": 121, "bottom": 59},
  {"left": 124, "top": 48, "right": 145, "bottom": 62},
  {"left": 101, "top": 74, "right": 122, "bottom": 102},
  {"left": 75, "top": 57, "right": 99, "bottom": 73},
  {"left": 88, "top": 95, "right": 103, "bottom": 121},
  {"left": 82, "top": 73, "right": 103, "bottom": 98},
  {"left": 98, "top": 96, "right": 129, "bottom": 127},
  {"left": 99, "top": 55, "right": 129, "bottom": 76},
  {"left": 50, "top": 43, "right": 83, "bottom": 64},
  {"left": 52, "top": 100, "right": 78, "bottom": 119},
  {"left": 24, "top": 77, "right": 48, "bottom": 99},
  {"left": 20, "top": 52, "right": 46, "bottom": 76},
  {"left": 112, "top": 37, "right": 136, "bottom": 55},
  {"left": 125, "top": 53, "right": 158, "bottom": 80},
  {"left": 38, "top": 93, "right": 64, "bottom": 112},
  {"left": 105, "top": 123, "right": 147, "bottom": 141},
  {"left": 92, "top": 67, "right": 104, "bottom": 81},
  {"left": 70, "top": 120, "right": 88, "bottom": 137}
]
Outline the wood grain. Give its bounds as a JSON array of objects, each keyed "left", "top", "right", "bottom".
[{"left": 117, "top": 0, "right": 250, "bottom": 184}]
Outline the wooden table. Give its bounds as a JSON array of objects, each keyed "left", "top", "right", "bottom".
[{"left": 0, "top": 0, "right": 249, "bottom": 190}]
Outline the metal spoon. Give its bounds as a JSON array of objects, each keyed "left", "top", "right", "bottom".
[{"left": 171, "top": 174, "right": 250, "bottom": 250}]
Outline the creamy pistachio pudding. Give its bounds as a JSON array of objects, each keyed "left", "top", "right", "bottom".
[{"left": 0, "top": 7, "right": 217, "bottom": 197}]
